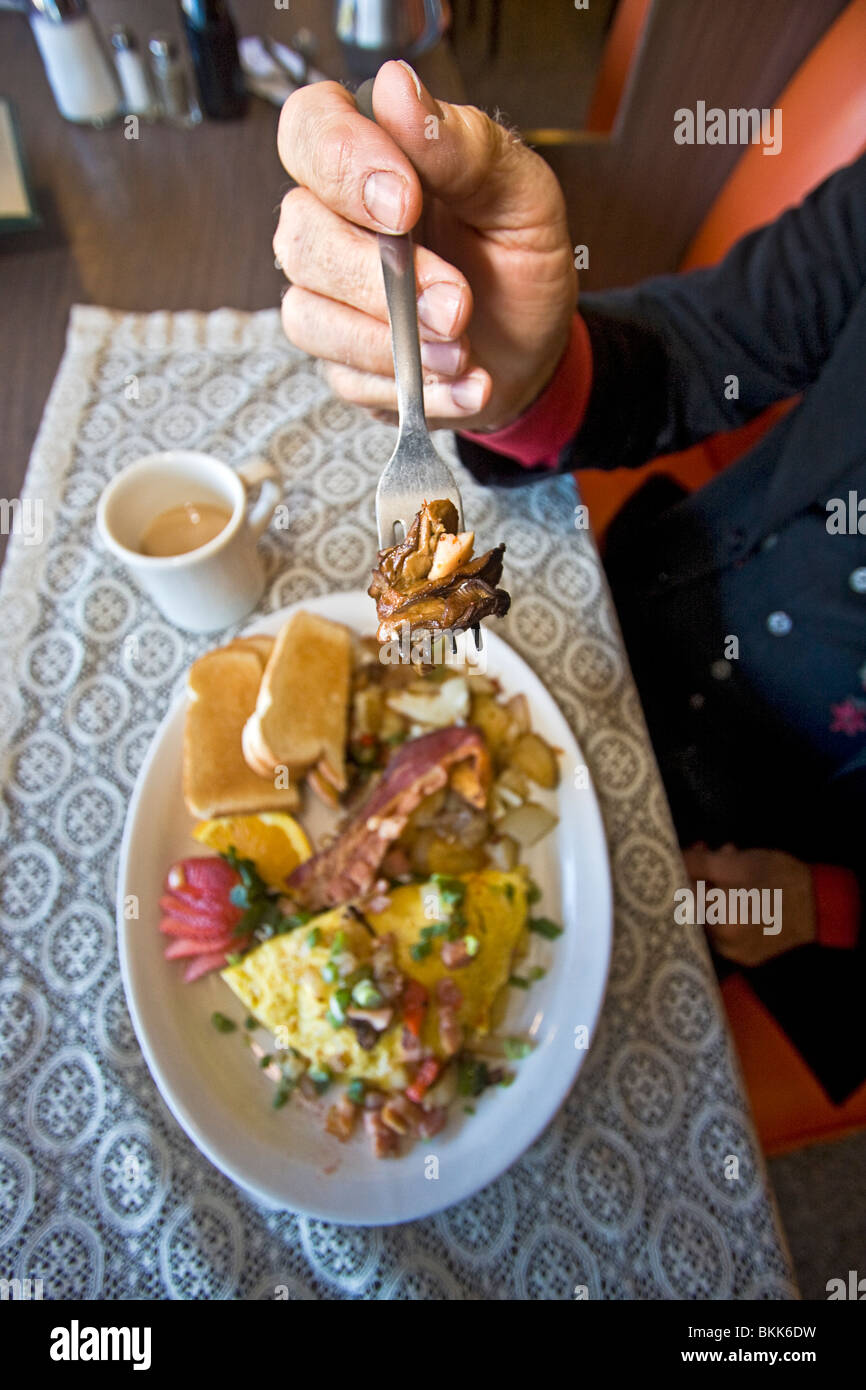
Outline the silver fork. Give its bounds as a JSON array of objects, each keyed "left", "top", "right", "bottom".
[{"left": 355, "top": 79, "right": 481, "bottom": 652}]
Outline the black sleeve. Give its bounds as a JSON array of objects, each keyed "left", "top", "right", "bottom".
[{"left": 456, "top": 151, "right": 866, "bottom": 487}]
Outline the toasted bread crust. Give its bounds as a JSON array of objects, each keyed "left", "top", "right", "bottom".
[
  {"left": 183, "top": 644, "right": 298, "bottom": 818},
  {"left": 247, "top": 612, "right": 351, "bottom": 790}
]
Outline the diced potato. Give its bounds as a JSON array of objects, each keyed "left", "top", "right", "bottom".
[
  {"left": 505, "top": 692, "right": 531, "bottom": 737},
  {"left": 465, "top": 674, "right": 498, "bottom": 695},
  {"left": 379, "top": 706, "right": 408, "bottom": 740},
  {"left": 497, "top": 802, "right": 559, "bottom": 848},
  {"left": 489, "top": 767, "right": 528, "bottom": 821},
  {"left": 409, "top": 829, "right": 487, "bottom": 875},
  {"left": 485, "top": 835, "right": 519, "bottom": 871},
  {"left": 509, "top": 731, "right": 560, "bottom": 789},
  {"left": 386, "top": 676, "right": 470, "bottom": 728},
  {"left": 352, "top": 685, "right": 383, "bottom": 738},
  {"left": 469, "top": 693, "right": 517, "bottom": 761}
]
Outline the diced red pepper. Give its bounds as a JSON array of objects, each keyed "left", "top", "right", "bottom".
[
  {"left": 406, "top": 1056, "right": 440, "bottom": 1104},
  {"left": 402, "top": 978, "right": 429, "bottom": 1038}
]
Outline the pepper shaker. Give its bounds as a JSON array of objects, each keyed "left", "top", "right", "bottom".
[
  {"left": 148, "top": 32, "right": 202, "bottom": 128},
  {"left": 109, "top": 26, "right": 156, "bottom": 119}
]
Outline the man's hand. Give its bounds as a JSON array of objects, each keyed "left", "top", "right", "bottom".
[
  {"left": 274, "top": 60, "right": 577, "bottom": 431},
  {"left": 682, "top": 844, "right": 817, "bottom": 967}
]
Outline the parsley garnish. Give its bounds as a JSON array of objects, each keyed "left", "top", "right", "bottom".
[{"left": 528, "top": 916, "right": 563, "bottom": 940}]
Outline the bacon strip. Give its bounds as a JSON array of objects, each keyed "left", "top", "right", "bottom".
[{"left": 287, "top": 725, "right": 490, "bottom": 911}]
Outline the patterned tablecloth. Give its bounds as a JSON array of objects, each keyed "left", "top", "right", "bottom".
[{"left": 0, "top": 305, "right": 797, "bottom": 1300}]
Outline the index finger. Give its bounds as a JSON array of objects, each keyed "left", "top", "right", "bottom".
[{"left": 277, "top": 81, "right": 423, "bottom": 235}]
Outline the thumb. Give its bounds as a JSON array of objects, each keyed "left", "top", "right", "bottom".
[{"left": 370, "top": 60, "right": 566, "bottom": 243}]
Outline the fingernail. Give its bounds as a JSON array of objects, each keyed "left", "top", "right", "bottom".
[
  {"left": 421, "top": 339, "right": 464, "bottom": 375},
  {"left": 417, "top": 282, "right": 463, "bottom": 336},
  {"left": 451, "top": 374, "right": 486, "bottom": 412},
  {"left": 363, "top": 170, "right": 407, "bottom": 232},
  {"left": 396, "top": 60, "right": 443, "bottom": 118}
]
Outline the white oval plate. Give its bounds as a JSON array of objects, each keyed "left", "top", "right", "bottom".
[{"left": 117, "top": 591, "right": 612, "bottom": 1225}]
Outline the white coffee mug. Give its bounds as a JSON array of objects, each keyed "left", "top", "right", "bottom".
[{"left": 96, "top": 450, "right": 281, "bottom": 632}]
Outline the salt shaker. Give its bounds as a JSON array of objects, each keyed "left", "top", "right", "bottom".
[
  {"left": 109, "top": 26, "right": 155, "bottom": 119},
  {"left": 28, "top": 0, "right": 121, "bottom": 127},
  {"left": 147, "top": 32, "right": 202, "bottom": 128}
]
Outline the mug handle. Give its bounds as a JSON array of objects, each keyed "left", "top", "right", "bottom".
[{"left": 238, "top": 457, "right": 280, "bottom": 539}]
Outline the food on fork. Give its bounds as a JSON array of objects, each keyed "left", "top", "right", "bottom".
[
  {"left": 183, "top": 638, "right": 300, "bottom": 818},
  {"left": 369, "top": 499, "right": 511, "bottom": 643},
  {"left": 242, "top": 611, "right": 352, "bottom": 794}
]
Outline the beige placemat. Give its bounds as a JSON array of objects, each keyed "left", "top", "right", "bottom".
[{"left": 0, "top": 304, "right": 797, "bottom": 1298}]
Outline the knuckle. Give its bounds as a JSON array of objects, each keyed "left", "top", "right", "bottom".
[
  {"left": 279, "top": 286, "right": 305, "bottom": 342},
  {"left": 276, "top": 186, "right": 316, "bottom": 280},
  {"left": 314, "top": 117, "right": 359, "bottom": 206}
]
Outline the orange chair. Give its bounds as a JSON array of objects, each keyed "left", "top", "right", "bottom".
[
  {"left": 578, "top": 0, "right": 866, "bottom": 1151},
  {"left": 584, "top": 0, "right": 653, "bottom": 134},
  {"left": 578, "top": 0, "right": 866, "bottom": 547}
]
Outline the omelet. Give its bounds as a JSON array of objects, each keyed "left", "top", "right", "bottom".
[
  {"left": 366, "top": 869, "right": 530, "bottom": 1054},
  {"left": 220, "top": 870, "right": 531, "bottom": 1087},
  {"left": 221, "top": 905, "right": 408, "bottom": 1088}
]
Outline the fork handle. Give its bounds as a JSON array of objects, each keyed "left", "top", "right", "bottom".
[{"left": 355, "top": 79, "right": 427, "bottom": 436}]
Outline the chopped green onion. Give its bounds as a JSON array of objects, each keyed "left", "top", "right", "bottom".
[
  {"left": 346, "top": 1079, "right": 365, "bottom": 1105},
  {"left": 210, "top": 1012, "right": 236, "bottom": 1033},
  {"left": 503, "top": 883, "right": 515, "bottom": 902},
  {"left": 463, "top": 1104, "right": 476, "bottom": 1115},
  {"left": 272, "top": 1079, "right": 292, "bottom": 1109},
  {"left": 244, "top": 1015, "right": 258, "bottom": 1030},
  {"left": 229, "top": 883, "right": 249, "bottom": 908},
  {"left": 463, "top": 935, "right": 480, "bottom": 958},
  {"left": 331, "top": 930, "right": 346, "bottom": 955},
  {"left": 503, "top": 1037, "right": 534, "bottom": 1059},
  {"left": 308, "top": 1065, "right": 332, "bottom": 1094},
  {"left": 306, "top": 927, "right": 320, "bottom": 949},
  {"left": 320, "top": 962, "right": 338, "bottom": 984},
  {"left": 259, "top": 1053, "right": 273, "bottom": 1068},
  {"left": 457, "top": 1058, "right": 489, "bottom": 1097},
  {"left": 499, "top": 1073, "right": 516, "bottom": 1088},
  {"left": 351, "top": 979, "right": 383, "bottom": 1008},
  {"left": 508, "top": 975, "right": 530, "bottom": 990},
  {"left": 410, "top": 940, "right": 432, "bottom": 961},
  {"left": 328, "top": 988, "right": 351, "bottom": 1026},
  {"left": 529, "top": 916, "right": 563, "bottom": 940},
  {"left": 527, "top": 880, "right": 542, "bottom": 905},
  {"left": 527, "top": 965, "right": 546, "bottom": 982},
  {"left": 225, "top": 952, "right": 243, "bottom": 967}
]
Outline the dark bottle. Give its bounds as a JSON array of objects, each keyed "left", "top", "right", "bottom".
[{"left": 178, "top": 0, "right": 248, "bottom": 120}]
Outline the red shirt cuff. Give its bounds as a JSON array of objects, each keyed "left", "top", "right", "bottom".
[
  {"left": 812, "top": 864, "right": 860, "bottom": 948},
  {"left": 459, "top": 312, "right": 593, "bottom": 468}
]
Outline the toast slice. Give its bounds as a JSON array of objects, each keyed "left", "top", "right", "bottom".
[
  {"left": 242, "top": 611, "right": 351, "bottom": 790},
  {"left": 183, "top": 644, "right": 299, "bottom": 818}
]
